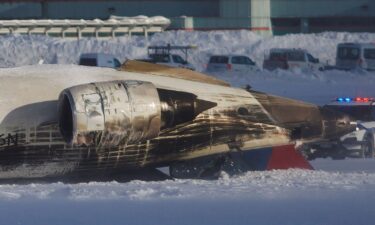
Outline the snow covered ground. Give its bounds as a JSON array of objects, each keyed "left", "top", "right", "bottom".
[
  {"left": 0, "top": 31, "right": 375, "bottom": 224},
  {"left": 0, "top": 160, "right": 375, "bottom": 225}
]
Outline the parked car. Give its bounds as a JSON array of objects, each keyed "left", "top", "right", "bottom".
[
  {"left": 339, "top": 121, "right": 375, "bottom": 158},
  {"left": 300, "top": 97, "right": 375, "bottom": 160},
  {"left": 206, "top": 55, "right": 258, "bottom": 73},
  {"left": 143, "top": 53, "right": 195, "bottom": 70},
  {"left": 263, "top": 48, "right": 324, "bottom": 71},
  {"left": 302, "top": 121, "right": 375, "bottom": 160},
  {"left": 336, "top": 43, "right": 375, "bottom": 71},
  {"left": 140, "top": 45, "right": 195, "bottom": 70},
  {"left": 79, "top": 53, "right": 122, "bottom": 69}
]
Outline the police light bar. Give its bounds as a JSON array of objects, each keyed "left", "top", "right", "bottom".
[{"left": 336, "top": 97, "right": 374, "bottom": 103}]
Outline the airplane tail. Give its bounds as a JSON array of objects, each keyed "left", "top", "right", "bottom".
[
  {"left": 245, "top": 144, "right": 313, "bottom": 170},
  {"left": 267, "top": 145, "right": 313, "bottom": 170}
]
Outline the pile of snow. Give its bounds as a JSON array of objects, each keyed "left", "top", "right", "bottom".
[{"left": 1, "top": 31, "right": 375, "bottom": 71}]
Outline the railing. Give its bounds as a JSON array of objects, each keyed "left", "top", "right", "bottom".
[{"left": 0, "top": 15, "right": 170, "bottom": 39}]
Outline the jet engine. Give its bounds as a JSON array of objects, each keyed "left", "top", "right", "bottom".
[{"left": 58, "top": 80, "right": 216, "bottom": 147}]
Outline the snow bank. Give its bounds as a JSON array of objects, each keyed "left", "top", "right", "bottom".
[{"left": 1, "top": 31, "right": 375, "bottom": 71}]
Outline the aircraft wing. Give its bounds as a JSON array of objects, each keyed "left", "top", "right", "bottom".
[{"left": 120, "top": 60, "right": 230, "bottom": 87}]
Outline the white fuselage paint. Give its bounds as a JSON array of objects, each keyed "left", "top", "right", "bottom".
[
  {"left": 0, "top": 65, "right": 294, "bottom": 179},
  {"left": 0, "top": 65, "right": 260, "bottom": 131}
]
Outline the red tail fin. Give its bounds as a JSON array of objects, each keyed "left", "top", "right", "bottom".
[{"left": 267, "top": 144, "right": 313, "bottom": 170}]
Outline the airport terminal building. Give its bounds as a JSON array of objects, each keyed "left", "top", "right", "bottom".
[{"left": 0, "top": 0, "right": 373, "bottom": 35}]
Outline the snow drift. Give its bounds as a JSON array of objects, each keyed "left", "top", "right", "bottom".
[{"left": 1, "top": 31, "right": 375, "bottom": 71}]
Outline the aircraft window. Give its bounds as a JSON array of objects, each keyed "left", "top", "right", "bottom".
[{"left": 237, "top": 107, "right": 249, "bottom": 116}]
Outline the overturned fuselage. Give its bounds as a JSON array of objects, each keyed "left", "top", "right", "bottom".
[{"left": 0, "top": 63, "right": 354, "bottom": 181}]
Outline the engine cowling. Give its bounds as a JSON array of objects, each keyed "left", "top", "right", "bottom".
[
  {"left": 58, "top": 80, "right": 217, "bottom": 147},
  {"left": 58, "top": 80, "right": 161, "bottom": 147}
]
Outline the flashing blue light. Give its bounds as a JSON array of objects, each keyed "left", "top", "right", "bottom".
[
  {"left": 337, "top": 97, "right": 344, "bottom": 102},
  {"left": 345, "top": 97, "right": 351, "bottom": 102}
]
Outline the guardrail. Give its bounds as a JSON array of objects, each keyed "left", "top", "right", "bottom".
[{"left": 0, "top": 15, "right": 171, "bottom": 39}]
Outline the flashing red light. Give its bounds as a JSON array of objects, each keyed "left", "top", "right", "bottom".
[{"left": 337, "top": 97, "right": 374, "bottom": 103}]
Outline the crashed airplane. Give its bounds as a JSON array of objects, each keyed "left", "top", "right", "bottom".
[{"left": 0, "top": 61, "right": 356, "bottom": 182}]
